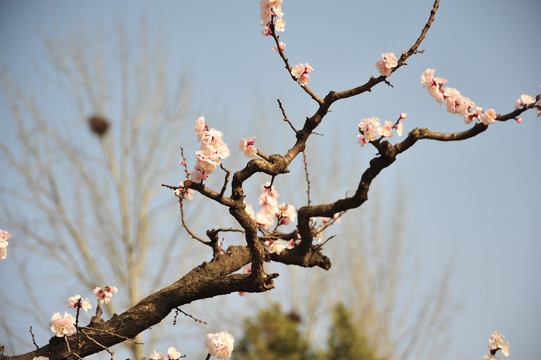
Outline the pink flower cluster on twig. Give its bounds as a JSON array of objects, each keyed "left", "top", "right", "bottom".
[
  {"left": 421, "top": 68, "right": 497, "bottom": 125},
  {"left": 190, "top": 116, "right": 230, "bottom": 183}
]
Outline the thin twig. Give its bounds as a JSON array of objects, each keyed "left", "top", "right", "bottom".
[
  {"left": 173, "top": 307, "right": 208, "bottom": 325},
  {"left": 277, "top": 99, "right": 297, "bottom": 133},
  {"left": 79, "top": 329, "right": 114, "bottom": 359},
  {"left": 270, "top": 17, "right": 323, "bottom": 104},
  {"left": 29, "top": 326, "right": 39, "bottom": 350},
  {"left": 179, "top": 146, "right": 189, "bottom": 177},
  {"left": 179, "top": 200, "right": 208, "bottom": 245},
  {"left": 219, "top": 163, "right": 231, "bottom": 197},
  {"left": 81, "top": 327, "right": 143, "bottom": 345},
  {"left": 302, "top": 151, "right": 311, "bottom": 206}
]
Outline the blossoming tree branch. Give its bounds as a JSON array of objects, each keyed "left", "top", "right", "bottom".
[{"left": 3, "top": 0, "right": 539, "bottom": 359}]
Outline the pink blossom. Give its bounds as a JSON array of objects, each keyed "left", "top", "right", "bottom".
[
  {"left": 190, "top": 165, "right": 208, "bottom": 183},
  {"left": 399, "top": 113, "right": 407, "bottom": 120},
  {"left": 378, "top": 120, "right": 394, "bottom": 138},
  {"left": 205, "top": 331, "right": 235, "bottom": 359},
  {"left": 395, "top": 121, "right": 404, "bottom": 136},
  {"left": 194, "top": 116, "right": 208, "bottom": 142},
  {"left": 67, "top": 295, "right": 92, "bottom": 313},
  {"left": 420, "top": 68, "right": 435, "bottom": 88},
  {"left": 264, "top": 240, "right": 287, "bottom": 255},
  {"left": 277, "top": 203, "right": 296, "bottom": 225},
  {"left": 488, "top": 331, "right": 510, "bottom": 357},
  {"left": 167, "top": 347, "right": 182, "bottom": 359},
  {"left": 357, "top": 134, "right": 367, "bottom": 147},
  {"left": 239, "top": 136, "right": 258, "bottom": 158},
  {"left": 272, "top": 41, "right": 286, "bottom": 52},
  {"left": 515, "top": 117, "right": 522, "bottom": 123},
  {"left": 49, "top": 312, "right": 76, "bottom": 337},
  {"left": 291, "top": 63, "right": 313, "bottom": 86},
  {"left": 93, "top": 285, "right": 118, "bottom": 305},
  {"left": 239, "top": 263, "right": 252, "bottom": 296},
  {"left": 244, "top": 203, "right": 255, "bottom": 220},
  {"left": 256, "top": 211, "right": 275, "bottom": 231},
  {"left": 148, "top": 351, "right": 166, "bottom": 360},
  {"left": 514, "top": 94, "right": 535, "bottom": 109},
  {"left": 260, "top": 0, "right": 285, "bottom": 35},
  {"left": 174, "top": 183, "right": 194, "bottom": 200},
  {"left": 358, "top": 117, "right": 381, "bottom": 143},
  {"left": 190, "top": 116, "right": 230, "bottom": 182},
  {"left": 0, "top": 229, "right": 12, "bottom": 260},
  {"left": 375, "top": 52, "right": 398, "bottom": 76},
  {"left": 479, "top": 109, "right": 497, "bottom": 126}
]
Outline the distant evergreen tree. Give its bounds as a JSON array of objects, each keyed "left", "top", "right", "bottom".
[
  {"left": 237, "top": 302, "right": 383, "bottom": 360},
  {"left": 325, "top": 303, "right": 382, "bottom": 360},
  {"left": 236, "top": 303, "right": 314, "bottom": 360}
]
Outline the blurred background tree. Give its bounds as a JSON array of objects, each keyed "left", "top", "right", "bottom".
[{"left": 0, "top": 19, "right": 195, "bottom": 358}]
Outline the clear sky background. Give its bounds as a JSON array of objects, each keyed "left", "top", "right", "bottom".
[{"left": 1, "top": 1, "right": 540, "bottom": 359}]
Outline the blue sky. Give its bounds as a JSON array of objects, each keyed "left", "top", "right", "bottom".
[{"left": 1, "top": 0, "right": 540, "bottom": 359}]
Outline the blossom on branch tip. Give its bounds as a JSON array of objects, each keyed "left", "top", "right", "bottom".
[
  {"left": 260, "top": 0, "right": 285, "bottom": 35},
  {"left": 67, "top": 295, "right": 92, "bottom": 313},
  {"left": 488, "top": 331, "right": 510, "bottom": 357},
  {"left": 189, "top": 116, "right": 230, "bottom": 183},
  {"left": 93, "top": 285, "right": 118, "bottom": 304},
  {"left": 205, "top": 331, "right": 235, "bottom": 359},
  {"left": 239, "top": 136, "right": 257, "bottom": 158},
  {"left": 515, "top": 94, "right": 535, "bottom": 109},
  {"left": 291, "top": 63, "right": 313, "bottom": 86},
  {"left": 49, "top": 312, "right": 76, "bottom": 337},
  {"left": 375, "top": 52, "right": 398, "bottom": 76},
  {"left": 0, "top": 229, "right": 11, "bottom": 260}
]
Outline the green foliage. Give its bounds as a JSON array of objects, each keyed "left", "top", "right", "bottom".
[
  {"left": 326, "top": 303, "right": 382, "bottom": 360},
  {"left": 237, "top": 302, "right": 383, "bottom": 360},
  {"left": 236, "top": 303, "right": 314, "bottom": 360}
]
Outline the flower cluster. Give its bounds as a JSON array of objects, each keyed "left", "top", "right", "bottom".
[
  {"left": 514, "top": 93, "right": 541, "bottom": 121},
  {"left": 67, "top": 294, "right": 92, "bottom": 313},
  {"left": 49, "top": 312, "right": 76, "bottom": 337},
  {"left": 205, "top": 331, "right": 235, "bottom": 359},
  {"left": 291, "top": 63, "right": 313, "bottom": 86},
  {"left": 483, "top": 331, "right": 510, "bottom": 359},
  {"left": 421, "top": 68, "right": 497, "bottom": 126},
  {"left": 239, "top": 136, "right": 258, "bottom": 158},
  {"left": 174, "top": 182, "right": 194, "bottom": 200},
  {"left": 190, "top": 116, "right": 230, "bottom": 183},
  {"left": 375, "top": 52, "right": 398, "bottom": 76},
  {"left": 148, "top": 347, "right": 182, "bottom": 360},
  {"left": 93, "top": 285, "right": 118, "bottom": 305},
  {"left": 515, "top": 94, "right": 535, "bottom": 109},
  {"left": 357, "top": 114, "right": 405, "bottom": 147},
  {"left": 254, "top": 182, "right": 296, "bottom": 233},
  {"left": 260, "top": 0, "right": 285, "bottom": 36},
  {"left": 0, "top": 229, "right": 11, "bottom": 260}
]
